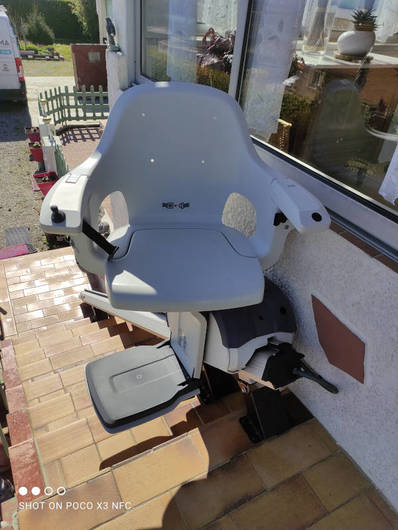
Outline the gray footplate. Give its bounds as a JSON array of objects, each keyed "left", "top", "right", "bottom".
[{"left": 86, "top": 345, "right": 200, "bottom": 432}]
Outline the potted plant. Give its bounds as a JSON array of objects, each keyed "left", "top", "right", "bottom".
[
  {"left": 33, "top": 170, "right": 57, "bottom": 181},
  {"left": 336, "top": 9, "right": 377, "bottom": 60},
  {"left": 37, "top": 173, "right": 58, "bottom": 196},
  {"left": 29, "top": 141, "right": 44, "bottom": 163},
  {"left": 24, "top": 126, "right": 40, "bottom": 142}
]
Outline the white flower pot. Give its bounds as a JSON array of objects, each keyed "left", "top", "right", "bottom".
[{"left": 337, "top": 29, "right": 375, "bottom": 57}]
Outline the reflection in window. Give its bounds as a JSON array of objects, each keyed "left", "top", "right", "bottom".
[
  {"left": 141, "top": 0, "right": 238, "bottom": 92},
  {"left": 240, "top": 0, "right": 398, "bottom": 212}
]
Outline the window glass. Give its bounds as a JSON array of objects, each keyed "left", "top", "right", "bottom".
[
  {"left": 141, "top": 0, "right": 239, "bottom": 92},
  {"left": 240, "top": 0, "right": 398, "bottom": 213}
]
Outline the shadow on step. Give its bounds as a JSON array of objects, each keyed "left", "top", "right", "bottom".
[{"left": 100, "top": 435, "right": 173, "bottom": 469}]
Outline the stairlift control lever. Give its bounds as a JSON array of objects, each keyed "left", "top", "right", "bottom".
[{"left": 262, "top": 343, "right": 339, "bottom": 394}]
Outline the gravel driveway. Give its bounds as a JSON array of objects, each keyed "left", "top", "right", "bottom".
[
  {"left": 0, "top": 100, "right": 48, "bottom": 252},
  {"left": 0, "top": 77, "right": 76, "bottom": 253}
]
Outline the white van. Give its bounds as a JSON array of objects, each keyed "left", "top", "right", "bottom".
[{"left": 0, "top": 5, "right": 26, "bottom": 103}]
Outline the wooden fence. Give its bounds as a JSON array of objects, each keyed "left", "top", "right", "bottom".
[{"left": 38, "top": 85, "right": 109, "bottom": 127}]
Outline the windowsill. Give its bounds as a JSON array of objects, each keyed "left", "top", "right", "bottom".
[
  {"left": 330, "top": 219, "right": 398, "bottom": 274},
  {"left": 252, "top": 137, "right": 398, "bottom": 259}
]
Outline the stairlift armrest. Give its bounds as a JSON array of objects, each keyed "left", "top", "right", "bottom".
[
  {"left": 271, "top": 177, "right": 330, "bottom": 233},
  {"left": 40, "top": 172, "right": 89, "bottom": 235}
]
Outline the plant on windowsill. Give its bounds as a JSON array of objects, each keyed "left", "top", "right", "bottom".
[{"left": 336, "top": 9, "right": 378, "bottom": 61}]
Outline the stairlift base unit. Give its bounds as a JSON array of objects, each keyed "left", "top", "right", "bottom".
[{"left": 203, "top": 280, "right": 296, "bottom": 373}]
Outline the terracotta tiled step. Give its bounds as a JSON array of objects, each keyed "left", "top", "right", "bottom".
[
  {"left": 36, "top": 419, "right": 94, "bottom": 464},
  {"left": 69, "top": 317, "right": 129, "bottom": 337},
  {"left": 18, "top": 473, "right": 123, "bottom": 530},
  {"left": 28, "top": 393, "right": 75, "bottom": 429},
  {"left": 13, "top": 322, "right": 138, "bottom": 375},
  {"left": 25, "top": 414, "right": 380, "bottom": 530},
  {"left": 1, "top": 496, "right": 17, "bottom": 528},
  {"left": 310, "top": 494, "right": 393, "bottom": 529},
  {"left": 31, "top": 394, "right": 244, "bottom": 493}
]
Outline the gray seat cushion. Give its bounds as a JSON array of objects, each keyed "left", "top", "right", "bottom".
[{"left": 106, "top": 228, "right": 264, "bottom": 313}]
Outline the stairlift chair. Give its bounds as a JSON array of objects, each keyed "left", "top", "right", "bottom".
[{"left": 40, "top": 82, "right": 336, "bottom": 435}]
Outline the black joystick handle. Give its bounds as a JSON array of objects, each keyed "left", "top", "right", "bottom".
[{"left": 51, "top": 205, "right": 65, "bottom": 223}]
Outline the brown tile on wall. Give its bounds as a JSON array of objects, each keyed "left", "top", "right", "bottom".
[{"left": 312, "top": 296, "right": 365, "bottom": 383}]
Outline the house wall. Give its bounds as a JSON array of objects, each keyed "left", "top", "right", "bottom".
[
  {"left": 95, "top": 0, "right": 107, "bottom": 44},
  {"left": 224, "top": 148, "right": 398, "bottom": 511},
  {"left": 273, "top": 230, "right": 398, "bottom": 509}
]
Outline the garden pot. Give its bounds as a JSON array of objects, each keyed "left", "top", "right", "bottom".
[
  {"left": 38, "top": 180, "right": 56, "bottom": 196},
  {"left": 29, "top": 143, "right": 44, "bottom": 163},
  {"left": 25, "top": 127, "right": 40, "bottom": 142},
  {"left": 33, "top": 171, "right": 57, "bottom": 181},
  {"left": 337, "top": 28, "right": 375, "bottom": 58}
]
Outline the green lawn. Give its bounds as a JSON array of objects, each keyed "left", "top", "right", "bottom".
[{"left": 21, "top": 43, "right": 74, "bottom": 77}]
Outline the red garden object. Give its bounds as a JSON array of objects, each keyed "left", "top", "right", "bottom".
[
  {"left": 25, "top": 127, "right": 40, "bottom": 143},
  {"left": 29, "top": 142, "right": 44, "bottom": 163},
  {"left": 0, "top": 244, "right": 30, "bottom": 260},
  {"left": 38, "top": 180, "right": 57, "bottom": 196},
  {"left": 33, "top": 171, "right": 57, "bottom": 181}
]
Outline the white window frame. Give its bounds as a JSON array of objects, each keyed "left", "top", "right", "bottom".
[{"left": 132, "top": 0, "right": 398, "bottom": 256}]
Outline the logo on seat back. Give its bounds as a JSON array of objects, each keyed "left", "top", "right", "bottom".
[{"left": 162, "top": 202, "right": 190, "bottom": 210}]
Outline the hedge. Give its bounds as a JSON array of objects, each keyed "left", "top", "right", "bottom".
[{"left": 25, "top": 11, "right": 55, "bottom": 45}]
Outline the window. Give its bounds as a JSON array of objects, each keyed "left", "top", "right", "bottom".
[
  {"left": 140, "top": 0, "right": 248, "bottom": 95},
  {"left": 240, "top": 0, "right": 398, "bottom": 216},
  {"left": 136, "top": 0, "right": 398, "bottom": 249}
]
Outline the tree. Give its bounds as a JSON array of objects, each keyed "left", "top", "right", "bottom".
[
  {"left": 68, "top": 0, "right": 99, "bottom": 42},
  {"left": 3, "top": 0, "right": 31, "bottom": 40},
  {"left": 25, "top": 9, "right": 55, "bottom": 45}
]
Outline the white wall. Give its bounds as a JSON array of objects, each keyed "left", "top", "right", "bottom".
[
  {"left": 224, "top": 164, "right": 398, "bottom": 511},
  {"left": 102, "top": 0, "right": 136, "bottom": 106},
  {"left": 274, "top": 229, "right": 398, "bottom": 510},
  {"left": 95, "top": 0, "right": 107, "bottom": 44}
]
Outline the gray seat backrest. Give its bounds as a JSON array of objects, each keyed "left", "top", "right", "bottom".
[{"left": 90, "top": 82, "right": 264, "bottom": 226}]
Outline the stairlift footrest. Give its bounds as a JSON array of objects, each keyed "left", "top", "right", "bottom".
[{"left": 86, "top": 345, "right": 199, "bottom": 432}]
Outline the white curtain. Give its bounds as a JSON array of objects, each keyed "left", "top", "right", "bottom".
[
  {"left": 197, "top": 0, "right": 238, "bottom": 35},
  {"left": 374, "top": 0, "right": 398, "bottom": 42},
  {"left": 379, "top": 145, "right": 398, "bottom": 204},
  {"left": 241, "top": 0, "right": 306, "bottom": 139},
  {"left": 167, "top": 0, "right": 197, "bottom": 82}
]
